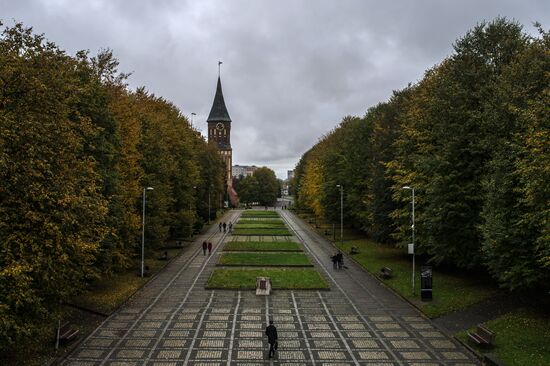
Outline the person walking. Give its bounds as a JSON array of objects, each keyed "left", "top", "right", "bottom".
[
  {"left": 207, "top": 241, "right": 212, "bottom": 255},
  {"left": 218, "top": 222, "right": 222, "bottom": 232},
  {"left": 331, "top": 253, "right": 338, "bottom": 270},
  {"left": 222, "top": 222, "right": 227, "bottom": 233},
  {"left": 228, "top": 222, "right": 233, "bottom": 232},
  {"left": 265, "top": 320, "right": 278, "bottom": 359},
  {"left": 202, "top": 241, "right": 207, "bottom": 256},
  {"left": 336, "top": 251, "right": 344, "bottom": 269}
]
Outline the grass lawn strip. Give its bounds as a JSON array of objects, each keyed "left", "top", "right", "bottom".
[
  {"left": 233, "top": 227, "right": 292, "bottom": 236},
  {"left": 237, "top": 219, "right": 284, "bottom": 225},
  {"left": 335, "top": 239, "right": 498, "bottom": 318},
  {"left": 456, "top": 308, "right": 550, "bottom": 366},
  {"left": 224, "top": 241, "right": 302, "bottom": 252},
  {"left": 235, "top": 223, "right": 287, "bottom": 229},
  {"left": 241, "top": 210, "right": 280, "bottom": 218},
  {"left": 206, "top": 268, "right": 329, "bottom": 289},
  {"left": 219, "top": 252, "right": 311, "bottom": 266}
]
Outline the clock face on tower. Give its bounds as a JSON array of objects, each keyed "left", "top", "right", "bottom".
[{"left": 216, "top": 122, "right": 224, "bottom": 131}]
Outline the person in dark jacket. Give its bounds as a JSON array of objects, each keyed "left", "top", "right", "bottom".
[
  {"left": 219, "top": 222, "right": 222, "bottom": 232},
  {"left": 265, "top": 320, "right": 278, "bottom": 358},
  {"left": 336, "top": 251, "right": 344, "bottom": 269},
  {"left": 222, "top": 222, "right": 227, "bottom": 233},
  {"left": 331, "top": 253, "right": 338, "bottom": 269},
  {"left": 202, "top": 241, "right": 207, "bottom": 255},
  {"left": 207, "top": 241, "right": 212, "bottom": 254}
]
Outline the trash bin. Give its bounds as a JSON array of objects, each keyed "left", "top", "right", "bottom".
[{"left": 420, "top": 265, "right": 432, "bottom": 301}]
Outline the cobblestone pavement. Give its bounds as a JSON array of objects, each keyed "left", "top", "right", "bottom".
[{"left": 62, "top": 210, "right": 479, "bottom": 365}]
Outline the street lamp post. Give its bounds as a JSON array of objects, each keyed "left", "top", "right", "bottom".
[
  {"left": 191, "top": 112, "right": 196, "bottom": 126},
  {"left": 208, "top": 187, "right": 211, "bottom": 224},
  {"left": 402, "top": 186, "right": 415, "bottom": 295},
  {"left": 141, "top": 187, "right": 154, "bottom": 278},
  {"left": 336, "top": 184, "right": 343, "bottom": 245}
]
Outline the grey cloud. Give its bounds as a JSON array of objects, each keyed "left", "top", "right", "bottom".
[{"left": 2, "top": 0, "right": 549, "bottom": 178}]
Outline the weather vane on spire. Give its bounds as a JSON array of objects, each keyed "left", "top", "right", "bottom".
[{"left": 218, "top": 61, "right": 223, "bottom": 77}]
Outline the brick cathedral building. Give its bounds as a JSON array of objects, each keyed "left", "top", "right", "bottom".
[{"left": 207, "top": 74, "right": 239, "bottom": 206}]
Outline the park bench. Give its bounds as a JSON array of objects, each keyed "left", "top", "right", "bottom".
[
  {"left": 379, "top": 267, "right": 393, "bottom": 279},
  {"left": 56, "top": 322, "right": 79, "bottom": 345},
  {"left": 468, "top": 324, "right": 495, "bottom": 347}
]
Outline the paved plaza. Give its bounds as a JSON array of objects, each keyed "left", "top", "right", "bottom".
[{"left": 61, "top": 210, "right": 479, "bottom": 365}]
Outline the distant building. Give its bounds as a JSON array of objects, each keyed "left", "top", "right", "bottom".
[
  {"left": 232, "top": 165, "right": 258, "bottom": 178},
  {"left": 287, "top": 170, "right": 295, "bottom": 180}
]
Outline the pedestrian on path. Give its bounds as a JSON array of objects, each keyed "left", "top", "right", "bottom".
[
  {"left": 331, "top": 253, "right": 338, "bottom": 270},
  {"left": 219, "top": 222, "right": 222, "bottom": 232},
  {"left": 265, "top": 320, "right": 278, "bottom": 359},
  {"left": 228, "top": 222, "right": 233, "bottom": 232},
  {"left": 202, "top": 241, "right": 207, "bottom": 256},
  {"left": 208, "top": 241, "right": 212, "bottom": 255},
  {"left": 336, "top": 252, "right": 344, "bottom": 269},
  {"left": 223, "top": 222, "right": 227, "bottom": 233}
]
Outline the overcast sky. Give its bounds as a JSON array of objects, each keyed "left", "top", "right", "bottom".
[{"left": 2, "top": 1, "right": 549, "bottom": 178}]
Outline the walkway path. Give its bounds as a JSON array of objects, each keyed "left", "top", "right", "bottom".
[{"left": 61, "top": 209, "right": 479, "bottom": 365}]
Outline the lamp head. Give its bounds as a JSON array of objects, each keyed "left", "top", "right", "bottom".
[
  {"left": 402, "top": 186, "right": 411, "bottom": 190},
  {"left": 146, "top": 187, "right": 154, "bottom": 191}
]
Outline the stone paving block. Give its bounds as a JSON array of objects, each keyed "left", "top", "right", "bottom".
[
  {"left": 203, "top": 330, "right": 228, "bottom": 337},
  {"left": 278, "top": 350, "right": 306, "bottom": 360},
  {"left": 304, "top": 315, "right": 328, "bottom": 322},
  {"left": 238, "top": 330, "right": 263, "bottom": 338},
  {"left": 168, "top": 330, "right": 190, "bottom": 337},
  {"left": 375, "top": 323, "right": 402, "bottom": 330},
  {"left": 161, "top": 339, "right": 187, "bottom": 348},
  {"left": 236, "top": 350, "right": 264, "bottom": 360},
  {"left": 381, "top": 331, "right": 409, "bottom": 338},
  {"left": 317, "top": 350, "right": 347, "bottom": 360},
  {"left": 309, "top": 331, "right": 336, "bottom": 338},
  {"left": 279, "top": 331, "right": 300, "bottom": 338},
  {"left": 115, "top": 349, "right": 145, "bottom": 359},
  {"left": 336, "top": 315, "right": 359, "bottom": 322},
  {"left": 241, "top": 315, "right": 262, "bottom": 321},
  {"left": 351, "top": 339, "right": 379, "bottom": 348},
  {"left": 155, "top": 349, "right": 182, "bottom": 359},
  {"left": 369, "top": 316, "right": 393, "bottom": 322},
  {"left": 195, "top": 349, "right": 224, "bottom": 359},
  {"left": 199, "top": 339, "right": 225, "bottom": 347},
  {"left": 205, "top": 322, "right": 229, "bottom": 329},
  {"left": 409, "top": 322, "right": 434, "bottom": 330},
  {"left": 76, "top": 349, "right": 105, "bottom": 359},
  {"left": 278, "top": 339, "right": 301, "bottom": 348},
  {"left": 106, "top": 362, "right": 140, "bottom": 366},
  {"left": 178, "top": 313, "right": 198, "bottom": 320},
  {"left": 278, "top": 323, "right": 297, "bottom": 330},
  {"left": 146, "top": 313, "right": 169, "bottom": 320},
  {"left": 319, "top": 363, "right": 353, "bottom": 366},
  {"left": 124, "top": 338, "right": 153, "bottom": 347},
  {"left": 173, "top": 321, "right": 194, "bottom": 328},
  {"left": 306, "top": 323, "right": 331, "bottom": 330},
  {"left": 357, "top": 350, "right": 390, "bottom": 360},
  {"left": 419, "top": 330, "right": 445, "bottom": 338},
  {"left": 63, "top": 361, "right": 98, "bottom": 366},
  {"left": 390, "top": 340, "right": 420, "bottom": 349},
  {"left": 346, "top": 331, "right": 372, "bottom": 338},
  {"left": 429, "top": 339, "right": 456, "bottom": 349},
  {"left": 399, "top": 351, "right": 432, "bottom": 360},
  {"left": 131, "top": 329, "right": 157, "bottom": 337},
  {"left": 340, "top": 323, "right": 366, "bottom": 330},
  {"left": 441, "top": 351, "right": 470, "bottom": 360},
  {"left": 238, "top": 339, "right": 263, "bottom": 348},
  {"left": 86, "top": 338, "right": 115, "bottom": 347},
  {"left": 238, "top": 322, "right": 261, "bottom": 329}
]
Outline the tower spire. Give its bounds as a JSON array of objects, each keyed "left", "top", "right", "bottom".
[{"left": 218, "top": 60, "right": 222, "bottom": 77}]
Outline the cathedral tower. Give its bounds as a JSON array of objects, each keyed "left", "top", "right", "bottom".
[{"left": 207, "top": 71, "right": 238, "bottom": 206}]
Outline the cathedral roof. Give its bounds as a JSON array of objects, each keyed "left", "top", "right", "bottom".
[{"left": 207, "top": 77, "right": 232, "bottom": 123}]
